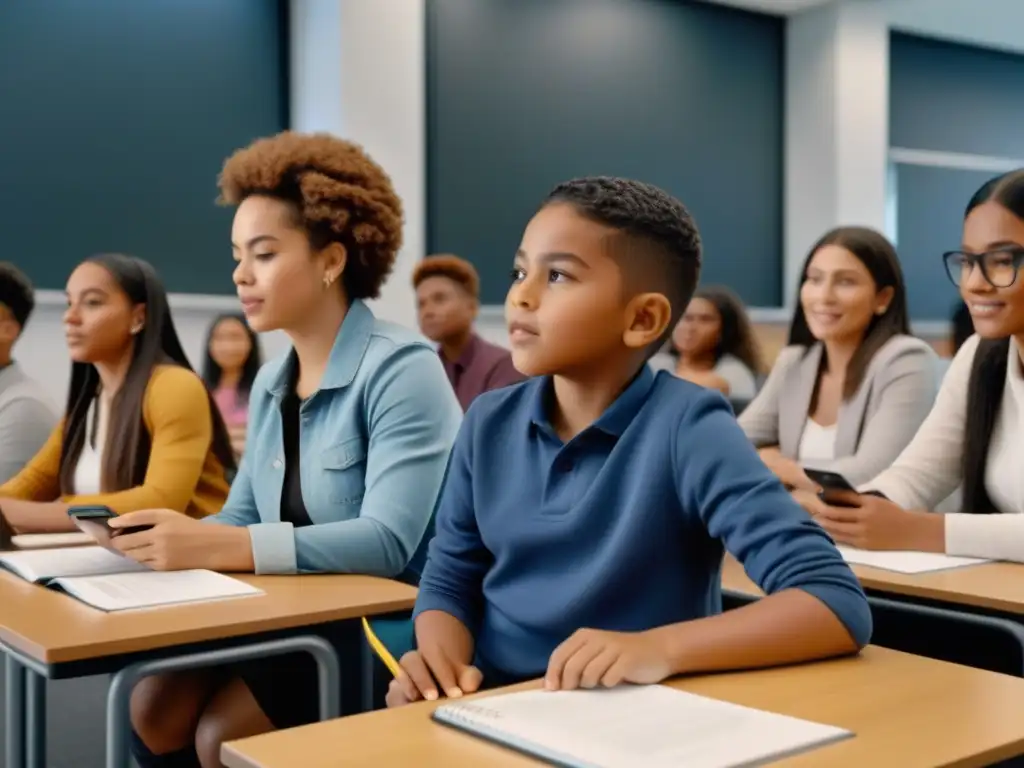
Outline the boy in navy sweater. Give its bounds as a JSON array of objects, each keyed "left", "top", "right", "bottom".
[{"left": 388, "top": 177, "right": 870, "bottom": 705}]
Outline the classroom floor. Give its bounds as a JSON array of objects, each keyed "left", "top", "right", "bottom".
[{"left": 0, "top": 664, "right": 110, "bottom": 768}]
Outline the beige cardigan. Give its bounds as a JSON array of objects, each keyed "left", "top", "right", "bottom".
[{"left": 739, "top": 335, "right": 938, "bottom": 486}]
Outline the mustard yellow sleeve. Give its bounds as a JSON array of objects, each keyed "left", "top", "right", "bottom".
[
  {"left": 65, "top": 366, "right": 215, "bottom": 514},
  {"left": 0, "top": 423, "right": 63, "bottom": 501}
]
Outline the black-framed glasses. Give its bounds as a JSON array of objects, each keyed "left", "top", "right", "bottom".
[{"left": 942, "top": 248, "right": 1024, "bottom": 288}]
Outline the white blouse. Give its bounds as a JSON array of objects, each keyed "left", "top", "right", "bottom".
[
  {"left": 798, "top": 419, "right": 837, "bottom": 464},
  {"left": 866, "top": 334, "right": 1024, "bottom": 561},
  {"left": 72, "top": 398, "right": 107, "bottom": 496}
]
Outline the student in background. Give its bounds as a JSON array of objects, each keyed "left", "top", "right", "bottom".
[
  {"left": 116, "top": 132, "right": 462, "bottom": 768},
  {"left": 0, "top": 263, "right": 56, "bottom": 483},
  {"left": 739, "top": 227, "right": 937, "bottom": 492},
  {"left": 386, "top": 177, "right": 869, "bottom": 708},
  {"left": 650, "top": 285, "right": 762, "bottom": 399},
  {"left": 806, "top": 170, "right": 1024, "bottom": 561},
  {"left": 414, "top": 254, "right": 523, "bottom": 410},
  {"left": 202, "top": 312, "right": 261, "bottom": 457},
  {"left": 0, "top": 254, "right": 234, "bottom": 532}
]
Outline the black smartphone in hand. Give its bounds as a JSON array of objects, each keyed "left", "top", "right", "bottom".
[
  {"left": 68, "top": 505, "right": 152, "bottom": 547},
  {"left": 803, "top": 469, "right": 859, "bottom": 507}
]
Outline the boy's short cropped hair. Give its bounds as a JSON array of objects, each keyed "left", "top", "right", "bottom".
[
  {"left": 413, "top": 254, "right": 480, "bottom": 300},
  {"left": 0, "top": 263, "right": 35, "bottom": 329},
  {"left": 543, "top": 177, "right": 702, "bottom": 345}
]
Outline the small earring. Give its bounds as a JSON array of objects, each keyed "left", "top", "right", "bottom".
[
  {"left": 876, "top": 307, "right": 888, "bottom": 315},
  {"left": 131, "top": 324, "right": 143, "bottom": 335},
  {"left": 323, "top": 274, "right": 334, "bottom": 288}
]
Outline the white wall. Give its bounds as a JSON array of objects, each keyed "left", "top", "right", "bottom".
[
  {"left": 783, "top": 1, "right": 889, "bottom": 305},
  {"left": 290, "top": 0, "right": 424, "bottom": 331}
]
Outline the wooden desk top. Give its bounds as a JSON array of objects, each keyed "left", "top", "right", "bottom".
[
  {"left": 221, "top": 646, "right": 1024, "bottom": 768},
  {"left": 0, "top": 572, "right": 416, "bottom": 664},
  {"left": 722, "top": 555, "right": 1024, "bottom": 615}
]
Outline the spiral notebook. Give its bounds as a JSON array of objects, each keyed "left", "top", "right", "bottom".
[{"left": 433, "top": 685, "right": 852, "bottom": 768}]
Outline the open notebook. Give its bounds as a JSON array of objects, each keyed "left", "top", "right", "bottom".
[
  {"left": 433, "top": 685, "right": 852, "bottom": 768},
  {"left": 0, "top": 545, "right": 263, "bottom": 612},
  {"left": 837, "top": 546, "right": 990, "bottom": 574},
  {"left": 10, "top": 532, "right": 94, "bottom": 550}
]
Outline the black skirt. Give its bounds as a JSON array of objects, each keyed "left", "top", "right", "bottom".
[{"left": 229, "top": 621, "right": 364, "bottom": 729}]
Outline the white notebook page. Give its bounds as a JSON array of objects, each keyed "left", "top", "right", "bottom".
[
  {"left": 436, "top": 685, "right": 851, "bottom": 768},
  {"left": 0, "top": 545, "right": 148, "bottom": 582},
  {"left": 50, "top": 569, "right": 263, "bottom": 611},
  {"left": 10, "top": 532, "right": 94, "bottom": 550},
  {"left": 837, "top": 546, "right": 990, "bottom": 574}
]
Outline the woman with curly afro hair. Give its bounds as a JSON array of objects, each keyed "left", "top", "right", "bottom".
[{"left": 117, "top": 132, "right": 462, "bottom": 768}]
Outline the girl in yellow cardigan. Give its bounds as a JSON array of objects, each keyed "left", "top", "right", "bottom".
[{"left": 0, "top": 254, "right": 235, "bottom": 532}]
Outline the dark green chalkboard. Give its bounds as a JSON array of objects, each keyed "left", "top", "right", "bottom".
[
  {"left": 426, "top": 0, "right": 784, "bottom": 306},
  {"left": 890, "top": 32, "right": 1024, "bottom": 320},
  {"left": 891, "top": 32, "right": 1024, "bottom": 158},
  {"left": 895, "top": 164, "right": 995, "bottom": 321},
  {"left": 0, "top": 0, "right": 287, "bottom": 294}
]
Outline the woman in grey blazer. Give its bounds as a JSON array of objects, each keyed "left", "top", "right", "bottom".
[{"left": 740, "top": 226, "right": 938, "bottom": 491}]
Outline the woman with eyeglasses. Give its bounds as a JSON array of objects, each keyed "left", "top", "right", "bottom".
[{"left": 803, "top": 169, "right": 1024, "bottom": 560}]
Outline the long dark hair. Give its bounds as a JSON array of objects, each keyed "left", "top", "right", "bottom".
[
  {"left": 201, "top": 313, "right": 262, "bottom": 407},
  {"left": 960, "top": 169, "right": 1024, "bottom": 514},
  {"left": 58, "top": 254, "right": 237, "bottom": 495},
  {"left": 680, "top": 286, "right": 763, "bottom": 374},
  {"left": 788, "top": 226, "right": 911, "bottom": 399},
  {"left": 951, "top": 301, "right": 974, "bottom": 354}
]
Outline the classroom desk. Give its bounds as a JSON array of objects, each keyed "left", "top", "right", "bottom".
[
  {"left": 721, "top": 555, "right": 1024, "bottom": 677},
  {"left": 0, "top": 571, "right": 416, "bottom": 768},
  {"left": 221, "top": 646, "right": 1024, "bottom": 768},
  {"left": 721, "top": 554, "right": 1024, "bottom": 615}
]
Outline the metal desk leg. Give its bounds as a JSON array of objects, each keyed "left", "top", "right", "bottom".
[
  {"left": 105, "top": 635, "right": 341, "bottom": 768},
  {"left": 24, "top": 667, "right": 46, "bottom": 768},
  {"left": 5, "top": 653, "right": 25, "bottom": 768}
]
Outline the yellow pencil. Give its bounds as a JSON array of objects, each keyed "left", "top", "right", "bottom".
[{"left": 362, "top": 617, "right": 402, "bottom": 678}]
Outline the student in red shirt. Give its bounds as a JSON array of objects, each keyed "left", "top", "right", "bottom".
[{"left": 414, "top": 255, "right": 524, "bottom": 410}]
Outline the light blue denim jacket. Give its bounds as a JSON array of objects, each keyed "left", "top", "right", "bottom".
[{"left": 206, "top": 300, "right": 462, "bottom": 576}]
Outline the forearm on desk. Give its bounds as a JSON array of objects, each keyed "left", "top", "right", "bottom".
[
  {"left": 1, "top": 500, "right": 74, "bottom": 533},
  {"left": 655, "top": 589, "right": 860, "bottom": 677},
  {"left": 10, "top": 501, "right": 73, "bottom": 532},
  {"left": 204, "top": 524, "right": 256, "bottom": 572},
  {"left": 228, "top": 516, "right": 413, "bottom": 576},
  {"left": 944, "top": 513, "right": 1024, "bottom": 562}
]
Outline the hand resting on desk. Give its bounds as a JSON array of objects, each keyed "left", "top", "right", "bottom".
[
  {"left": 388, "top": 610, "right": 483, "bottom": 707},
  {"left": 107, "top": 508, "right": 254, "bottom": 572},
  {"left": 388, "top": 613, "right": 677, "bottom": 708}
]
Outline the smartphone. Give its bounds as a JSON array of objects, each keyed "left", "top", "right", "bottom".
[
  {"left": 67, "top": 505, "right": 152, "bottom": 547},
  {"left": 803, "top": 469, "right": 859, "bottom": 506}
]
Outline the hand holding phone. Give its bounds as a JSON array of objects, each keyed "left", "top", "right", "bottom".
[
  {"left": 68, "top": 505, "right": 153, "bottom": 549},
  {"left": 803, "top": 469, "right": 860, "bottom": 507}
]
